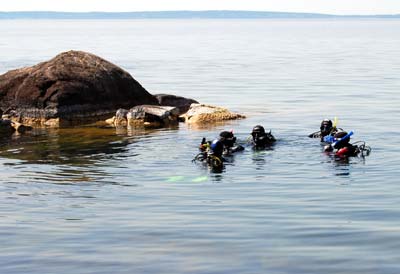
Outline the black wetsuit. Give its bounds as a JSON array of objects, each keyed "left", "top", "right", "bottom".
[
  {"left": 223, "top": 144, "right": 245, "bottom": 155},
  {"left": 251, "top": 132, "right": 276, "bottom": 148},
  {"left": 309, "top": 128, "right": 339, "bottom": 142}
]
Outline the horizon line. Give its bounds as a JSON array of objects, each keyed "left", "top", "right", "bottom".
[{"left": 1, "top": 10, "right": 399, "bottom": 18}]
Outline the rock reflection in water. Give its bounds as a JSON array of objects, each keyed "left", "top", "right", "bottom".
[{"left": 0, "top": 126, "right": 143, "bottom": 165}]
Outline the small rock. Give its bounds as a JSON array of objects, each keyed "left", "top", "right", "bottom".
[
  {"left": 105, "top": 116, "right": 116, "bottom": 125},
  {"left": 154, "top": 94, "right": 198, "bottom": 115},
  {"left": 183, "top": 103, "right": 245, "bottom": 124},
  {"left": 127, "top": 105, "right": 180, "bottom": 127},
  {"left": 116, "top": 108, "right": 129, "bottom": 119},
  {"left": 11, "top": 121, "right": 33, "bottom": 133},
  {"left": 0, "top": 119, "right": 15, "bottom": 134}
]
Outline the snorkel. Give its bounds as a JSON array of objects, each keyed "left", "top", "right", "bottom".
[
  {"left": 324, "top": 131, "right": 354, "bottom": 151},
  {"left": 333, "top": 117, "right": 338, "bottom": 128},
  {"left": 333, "top": 131, "right": 353, "bottom": 149}
]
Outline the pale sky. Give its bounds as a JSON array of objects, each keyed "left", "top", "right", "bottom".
[{"left": 1, "top": 0, "right": 400, "bottom": 15}]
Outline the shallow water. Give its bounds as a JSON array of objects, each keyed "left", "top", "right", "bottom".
[{"left": 1, "top": 19, "right": 400, "bottom": 273}]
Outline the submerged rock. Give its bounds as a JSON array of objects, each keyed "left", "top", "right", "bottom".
[
  {"left": 154, "top": 94, "right": 198, "bottom": 115},
  {"left": 0, "top": 118, "right": 15, "bottom": 134},
  {"left": 0, "top": 50, "right": 158, "bottom": 127},
  {"left": 12, "top": 121, "right": 33, "bottom": 133},
  {"left": 0, "top": 117, "right": 32, "bottom": 134},
  {"left": 183, "top": 103, "right": 245, "bottom": 124},
  {"left": 106, "top": 105, "right": 180, "bottom": 127}
]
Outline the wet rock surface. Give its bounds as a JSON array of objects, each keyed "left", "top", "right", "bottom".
[
  {"left": 0, "top": 50, "right": 158, "bottom": 127},
  {"left": 0, "top": 118, "right": 15, "bottom": 134},
  {"left": 154, "top": 94, "right": 198, "bottom": 115},
  {"left": 183, "top": 103, "right": 245, "bottom": 124},
  {"left": 106, "top": 105, "right": 180, "bottom": 127}
]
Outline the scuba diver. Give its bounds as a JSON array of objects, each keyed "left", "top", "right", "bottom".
[
  {"left": 207, "top": 139, "right": 224, "bottom": 169},
  {"left": 308, "top": 118, "right": 339, "bottom": 142},
  {"left": 193, "top": 130, "right": 243, "bottom": 170},
  {"left": 197, "top": 130, "right": 244, "bottom": 156},
  {"left": 324, "top": 131, "right": 371, "bottom": 158},
  {"left": 218, "top": 130, "right": 244, "bottom": 155},
  {"left": 249, "top": 125, "right": 276, "bottom": 148},
  {"left": 193, "top": 138, "right": 224, "bottom": 170}
]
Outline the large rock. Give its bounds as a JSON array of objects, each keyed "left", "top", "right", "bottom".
[
  {"left": 154, "top": 94, "right": 198, "bottom": 115},
  {"left": 0, "top": 50, "right": 158, "bottom": 127},
  {"left": 183, "top": 103, "right": 245, "bottom": 124}
]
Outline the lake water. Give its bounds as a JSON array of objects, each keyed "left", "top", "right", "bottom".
[{"left": 1, "top": 19, "right": 400, "bottom": 274}]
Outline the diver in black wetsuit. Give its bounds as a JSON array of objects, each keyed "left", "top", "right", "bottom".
[
  {"left": 324, "top": 131, "right": 358, "bottom": 157},
  {"left": 218, "top": 131, "right": 244, "bottom": 155},
  {"left": 324, "top": 131, "right": 371, "bottom": 158},
  {"left": 309, "top": 119, "right": 339, "bottom": 142},
  {"left": 250, "top": 125, "right": 276, "bottom": 148},
  {"left": 194, "top": 130, "right": 243, "bottom": 167}
]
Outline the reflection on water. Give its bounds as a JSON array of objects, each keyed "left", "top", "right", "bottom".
[
  {"left": 251, "top": 146, "right": 275, "bottom": 170},
  {"left": 322, "top": 150, "right": 369, "bottom": 177},
  {"left": 186, "top": 120, "right": 244, "bottom": 131},
  {"left": 0, "top": 125, "right": 184, "bottom": 185},
  {"left": 332, "top": 158, "right": 351, "bottom": 177},
  {"left": 0, "top": 127, "right": 126, "bottom": 164},
  {"left": 0, "top": 125, "right": 180, "bottom": 165}
]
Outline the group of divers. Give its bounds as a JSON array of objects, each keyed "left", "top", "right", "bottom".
[{"left": 193, "top": 118, "right": 371, "bottom": 171}]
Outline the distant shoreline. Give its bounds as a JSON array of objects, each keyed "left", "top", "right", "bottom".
[{"left": 1, "top": 11, "right": 400, "bottom": 20}]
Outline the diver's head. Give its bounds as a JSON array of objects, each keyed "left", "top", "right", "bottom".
[
  {"left": 320, "top": 119, "right": 333, "bottom": 136},
  {"left": 334, "top": 131, "right": 350, "bottom": 148},
  {"left": 219, "top": 131, "right": 236, "bottom": 148},
  {"left": 209, "top": 139, "right": 224, "bottom": 157},
  {"left": 251, "top": 125, "right": 266, "bottom": 145},
  {"left": 252, "top": 125, "right": 265, "bottom": 136}
]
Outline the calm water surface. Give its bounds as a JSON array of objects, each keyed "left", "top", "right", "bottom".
[{"left": 1, "top": 19, "right": 400, "bottom": 274}]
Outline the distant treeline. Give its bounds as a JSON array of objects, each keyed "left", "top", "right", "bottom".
[{"left": 1, "top": 10, "right": 400, "bottom": 19}]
